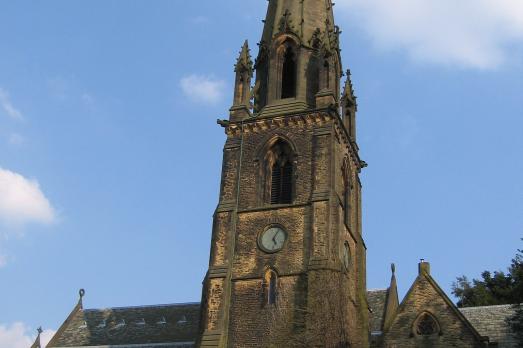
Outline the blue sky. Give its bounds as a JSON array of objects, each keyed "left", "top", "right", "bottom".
[{"left": 0, "top": 1, "right": 522, "bottom": 346}]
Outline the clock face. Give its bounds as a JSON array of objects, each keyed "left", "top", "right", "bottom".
[
  {"left": 259, "top": 226, "right": 287, "bottom": 253},
  {"left": 343, "top": 243, "right": 351, "bottom": 271}
]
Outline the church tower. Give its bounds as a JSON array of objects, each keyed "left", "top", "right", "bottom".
[{"left": 199, "top": 1, "right": 368, "bottom": 347}]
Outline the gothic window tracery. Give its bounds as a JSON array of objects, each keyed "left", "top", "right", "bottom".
[{"left": 414, "top": 312, "right": 440, "bottom": 336}]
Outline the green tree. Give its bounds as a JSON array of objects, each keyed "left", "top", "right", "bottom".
[
  {"left": 452, "top": 240, "right": 523, "bottom": 346},
  {"left": 507, "top": 244, "right": 523, "bottom": 347}
]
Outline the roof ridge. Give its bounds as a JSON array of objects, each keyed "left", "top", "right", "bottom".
[
  {"left": 83, "top": 302, "right": 201, "bottom": 312},
  {"left": 459, "top": 303, "right": 520, "bottom": 310}
]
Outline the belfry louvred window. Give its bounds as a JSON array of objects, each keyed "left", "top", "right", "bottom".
[
  {"left": 271, "top": 161, "right": 292, "bottom": 204},
  {"left": 266, "top": 139, "right": 294, "bottom": 205}
]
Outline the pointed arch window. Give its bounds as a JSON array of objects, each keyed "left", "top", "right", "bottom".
[
  {"left": 265, "top": 139, "right": 294, "bottom": 205},
  {"left": 281, "top": 47, "right": 297, "bottom": 99}
]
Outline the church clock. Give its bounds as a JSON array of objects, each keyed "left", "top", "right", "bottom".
[{"left": 258, "top": 226, "right": 287, "bottom": 253}]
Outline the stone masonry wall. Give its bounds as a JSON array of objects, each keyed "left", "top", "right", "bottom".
[{"left": 383, "top": 276, "right": 484, "bottom": 348}]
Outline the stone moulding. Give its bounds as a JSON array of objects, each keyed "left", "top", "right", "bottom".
[{"left": 220, "top": 109, "right": 364, "bottom": 172}]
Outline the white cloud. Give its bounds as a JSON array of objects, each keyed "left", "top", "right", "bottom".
[
  {"left": 0, "top": 168, "right": 56, "bottom": 226},
  {"left": 0, "top": 323, "right": 55, "bottom": 348},
  {"left": 338, "top": 0, "right": 523, "bottom": 69},
  {"left": 0, "top": 88, "right": 23, "bottom": 121},
  {"left": 0, "top": 323, "right": 31, "bottom": 348},
  {"left": 40, "top": 329, "right": 55, "bottom": 348},
  {"left": 180, "top": 75, "right": 227, "bottom": 104}
]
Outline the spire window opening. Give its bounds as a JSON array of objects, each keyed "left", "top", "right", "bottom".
[
  {"left": 281, "top": 48, "right": 297, "bottom": 99},
  {"left": 324, "top": 61, "right": 330, "bottom": 90}
]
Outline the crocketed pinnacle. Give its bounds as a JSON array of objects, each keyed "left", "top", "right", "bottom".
[{"left": 234, "top": 40, "right": 253, "bottom": 75}]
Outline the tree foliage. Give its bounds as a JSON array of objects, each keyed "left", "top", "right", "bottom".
[{"left": 452, "top": 240, "right": 523, "bottom": 346}]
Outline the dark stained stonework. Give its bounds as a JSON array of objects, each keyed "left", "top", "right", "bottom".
[{"left": 43, "top": 1, "right": 518, "bottom": 347}]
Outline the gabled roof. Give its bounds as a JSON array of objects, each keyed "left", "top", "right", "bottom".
[
  {"left": 460, "top": 304, "right": 518, "bottom": 347},
  {"left": 47, "top": 299, "right": 201, "bottom": 348},
  {"left": 383, "top": 262, "right": 488, "bottom": 346}
]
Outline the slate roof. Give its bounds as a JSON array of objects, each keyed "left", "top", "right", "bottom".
[
  {"left": 460, "top": 304, "right": 518, "bottom": 348},
  {"left": 48, "top": 302, "right": 201, "bottom": 348},
  {"left": 367, "top": 289, "right": 388, "bottom": 333}
]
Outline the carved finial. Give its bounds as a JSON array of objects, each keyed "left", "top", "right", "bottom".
[
  {"left": 30, "top": 327, "right": 43, "bottom": 348},
  {"left": 391, "top": 263, "right": 396, "bottom": 275},
  {"left": 78, "top": 288, "right": 85, "bottom": 307},
  {"left": 420, "top": 258, "right": 425, "bottom": 263},
  {"left": 278, "top": 9, "right": 294, "bottom": 33}
]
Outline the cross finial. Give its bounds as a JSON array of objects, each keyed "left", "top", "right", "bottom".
[{"left": 37, "top": 327, "right": 43, "bottom": 335}]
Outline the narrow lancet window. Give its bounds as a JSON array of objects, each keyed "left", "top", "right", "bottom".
[
  {"left": 265, "top": 269, "right": 278, "bottom": 305},
  {"left": 343, "top": 161, "right": 352, "bottom": 227},
  {"left": 324, "top": 61, "right": 330, "bottom": 90},
  {"left": 344, "top": 181, "right": 351, "bottom": 227}
]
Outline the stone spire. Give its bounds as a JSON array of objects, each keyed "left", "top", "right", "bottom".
[
  {"left": 253, "top": 0, "right": 343, "bottom": 116},
  {"left": 260, "top": 0, "right": 338, "bottom": 48}
]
